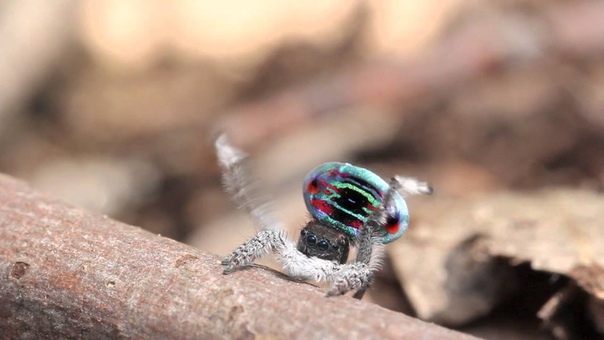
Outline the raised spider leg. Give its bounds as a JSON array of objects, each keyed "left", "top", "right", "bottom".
[
  {"left": 215, "top": 135, "right": 345, "bottom": 279},
  {"left": 215, "top": 135, "right": 287, "bottom": 273},
  {"left": 394, "top": 175, "right": 433, "bottom": 197},
  {"left": 326, "top": 177, "right": 403, "bottom": 298},
  {"left": 215, "top": 135, "right": 285, "bottom": 231}
]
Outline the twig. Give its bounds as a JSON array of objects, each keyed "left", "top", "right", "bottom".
[{"left": 0, "top": 174, "right": 475, "bottom": 339}]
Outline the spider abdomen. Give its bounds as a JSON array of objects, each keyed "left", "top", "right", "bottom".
[{"left": 303, "top": 162, "right": 409, "bottom": 244}]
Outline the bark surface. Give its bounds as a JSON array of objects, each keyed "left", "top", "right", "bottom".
[{"left": 0, "top": 174, "right": 475, "bottom": 339}]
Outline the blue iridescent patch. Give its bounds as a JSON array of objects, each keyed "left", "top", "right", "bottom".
[{"left": 302, "top": 162, "right": 409, "bottom": 244}]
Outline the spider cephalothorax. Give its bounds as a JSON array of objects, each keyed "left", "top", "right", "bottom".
[
  {"left": 216, "top": 135, "right": 432, "bottom": 298},
  {"left": 297, "top": 221, "right": 350, "bottom": 264}
]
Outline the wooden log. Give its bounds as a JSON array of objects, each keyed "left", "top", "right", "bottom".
[{"left": 0, "top": 174, "right": 475, "bottom": 339}]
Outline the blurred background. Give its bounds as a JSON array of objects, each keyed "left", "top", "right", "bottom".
[{"left": 2, "top": 0, "right": 604, "bottom": 338}]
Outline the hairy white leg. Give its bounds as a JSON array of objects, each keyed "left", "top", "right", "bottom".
[
  {"left": 221, "top": 227, "right": 344, "bottom": 283},
  {"left": 217, "top": 134, "right": 289, "bottom": 273},
  {"left": 221, "top": 222, "right": 378, "bottom": 300},
  {"left": 215, "top": 134, "right": 284, "bottom": 231},
  {"left": 221, "top": 224, "right": 375, "bottom": 296},
  {"left": 216, "top": 135, "right": 344, "bottom": 282},
  {"left": 325, "top": 263, "right": 373, "bottom": 298},
  {"left": 221, "top": 229, "right": 285, "bottom": 273},
  {"left": 394, "top": 175, "right": 433, "bottom": 197},
  {"left": 355, "top": 177, "right": 402, "bottom": 268},
  {"left": 274, "top": 237, "right": 339, "bottom": 282},
  {"left": 276, "top": 242, "right": 374, "bottom": 295},
  {"left": 326, "top": 177, "right": 403, "bottom": 298}
]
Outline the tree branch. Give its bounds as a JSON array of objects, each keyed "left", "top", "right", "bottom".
[{"left": 0, "top": 174, "right": 475, "bottom": 339}]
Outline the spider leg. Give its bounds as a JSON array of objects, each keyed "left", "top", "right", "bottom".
[
  {"left": 274, "top": 237, "right": 375, "bottom": 293},
  {"left": 221, "top": 229, "right": 285, "bottom": 273},
  {"left": 325, "top": 262, "right": 373, "bottom": 298},
  {"left": 326, "top": 178, "right": 404, "bottom": 298},
  {"left": 394, "top": 175, "right": 433, "bottom": 196},
  {"left": 215, "top": 135, "right": 343, "bottom": 279},
  {"left": 221, "top": 221, "right": 365, "bottom": 289},
  {"left": 274, "top": 237, "right": 340, "bottom": 282},
  {"left": 215, "top": 134, "right": 285, "bottom": 232},
  {"left": 215, "top": 135, "right": 287, "bottom": 273}
]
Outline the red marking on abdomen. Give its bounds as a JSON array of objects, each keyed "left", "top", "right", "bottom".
[
  {"left": 327, "top": 169, "right": 341, "bottom": 177},
  {"left": 311, "top": 199, "right": 333, "bottom": 215},
  {"left": 350, "top": 220, "right": 363, "bottom": 230},
  {"left": 306, "top": 178, "right": 320, "bottom": 194},
  {"left": 385, "top": 222, "right": 400, "bottom": 234}
]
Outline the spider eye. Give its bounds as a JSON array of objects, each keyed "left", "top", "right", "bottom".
[
  {"left": 306, "top": 234, "right": 317, "bottom": 245},
  {"left": 300, "top": 229, "right": 308, "bottom": 236},
  {"left": 331, "top": 243, "right": 339, "bottom": 250},
  {"left": 317, "top": 240, "right": 329, "bottom": 251}
]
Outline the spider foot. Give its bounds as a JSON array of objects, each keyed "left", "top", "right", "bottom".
[
  {"left": 221, "top": 230, "right": 279, "bottom": 274},
  {"left": 220, "top": 252, "right": 251, "bottom": 274},
  {"left": 326, "top": 264, "right": 373, "bottom": 298},
  {"left": 221, "top": 261, "right": 250, "bottom": 275},
  {"left": 392, "top": 176, "right": 434, "bottom": 196},
  {"left": 222, "top": 267, "right": 237, "bottom": 275},
  {"left": 352, "top": 289, "right": 367, "bottom": 300},
  {"left": 221, "top": 257, "right": 236, "bottom": 274}
]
